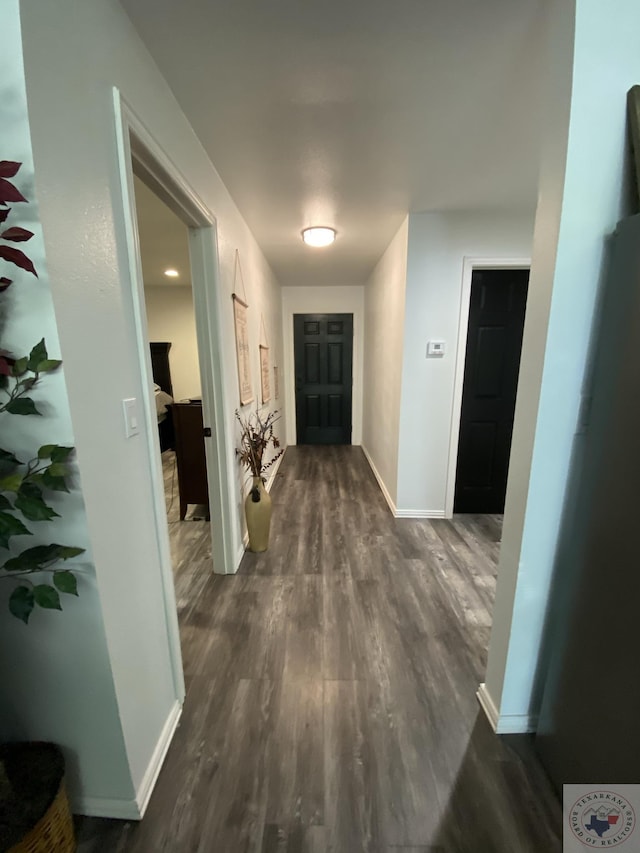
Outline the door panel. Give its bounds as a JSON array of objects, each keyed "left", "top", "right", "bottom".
[
  {"left": 305, "top": 395, "right": 321, "bottom": 426},
  {"left": 328, "top": 394, "right": 342, "bottom": 427},
  {"left": 328, "top": 343, "right": 343, "bottom": 383},
  {"left": 466, "top": 422, "right": 497, "bottom": 487},
  {"left": 454, "top": 269, "right": 529, "bottom": 513},
  {"left": 294, "top": 313, "right": 353, "bottom": 445},
  {"left": 475, "top": 327, "right": 507, "bottom": 396},
  {"left": 304, "top": 343, "right": 320, "bottom": 382}
]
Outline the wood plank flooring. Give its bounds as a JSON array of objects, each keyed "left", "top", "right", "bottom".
[
  {"left": 161, "top": 450, "right": 212, "bottom": 621},
  {"left": 76, "top": 446, "right": 561, "bottom": 852}
]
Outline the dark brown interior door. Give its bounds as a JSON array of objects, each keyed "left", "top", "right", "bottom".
[
  {"left": 294, "top": 313, "right": 353, "bottom": 445},
  {"left": 454, "top": 269, "right": 529, "bottom": 513}
]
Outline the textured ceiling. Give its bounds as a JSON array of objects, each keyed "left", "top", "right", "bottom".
[{"left": 121, "top": 0, "right": 546, "bottom": 286}]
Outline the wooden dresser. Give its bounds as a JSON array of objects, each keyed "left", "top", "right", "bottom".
[{"left": 170, "top": 401, "right": 209, "bottom": 520}]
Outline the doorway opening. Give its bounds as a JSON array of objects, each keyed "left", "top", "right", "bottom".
[
  {"left": 293, "top": 313, "right": 354, "bottom": 444},
  {"left": 133, "top": 171, "right": 210, "bottom": 551},
  {"left": 454, "top": 268, "right": 529, "bottom": 513},
  {"left": 446, "top": 260, "right": 530, "bottom": 517},
  {"left": 113, "top": 89, "right": 235, "bottom": 701}
]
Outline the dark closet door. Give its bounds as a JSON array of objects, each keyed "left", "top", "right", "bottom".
[
  {"left": 294, "top": 313, "right": 353, "bottom": 445},
  {"left": 454, "top": 269, "right": 529, "bottom": 513}
]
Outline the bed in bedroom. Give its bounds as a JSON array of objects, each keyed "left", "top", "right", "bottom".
[{"left": 150, "top": 341, "right": 175, "bottom": 452}]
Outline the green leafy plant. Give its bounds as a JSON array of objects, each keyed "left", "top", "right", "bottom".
[
  {"left": 0, "top": 160, "right": 84, "bottom": 623},
  {"left": 0, "top": 338, "right": 61, "bottom": 416}
]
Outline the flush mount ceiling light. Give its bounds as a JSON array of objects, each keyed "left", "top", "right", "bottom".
[
  {"left": 164, "top": 268, "right": 179, "bottom": 278},
  {"left": 301, "top": 226, "right": 336, "bottom": 247}
]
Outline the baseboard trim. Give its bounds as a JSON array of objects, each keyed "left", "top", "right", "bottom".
[
  {"left": 74, "top": 795, "right": 141, "bottom": 820},
  {"left": 477, "top": 683, "right": 538, "bottom": 734},
  {"left": 136, "top": 699, "right": 182, "bottom": 816},
  {"left": 361, "top": 445, "right": 397, "bottom": 516},
  {"left": 265, "top": 448, "right": 285, "bottom": 492},
  {"left": 74, "top": 701, "right": 183, "bottom": 819},
  {"left": 395, "top": 509, "right": 446, "bottom": 519},
  {"left": 361, "top": 447, "right": 445, "bottom": 519},
  {"left": 477, "top": 682, "right": 500, "bottom": 730},
  {"left": 496, "top": 714, "right": 538, "bottom": 734}
]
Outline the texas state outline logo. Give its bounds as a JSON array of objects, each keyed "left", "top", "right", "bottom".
[{"left": 564, "top": 786, "right": 637, "bottom": 850}]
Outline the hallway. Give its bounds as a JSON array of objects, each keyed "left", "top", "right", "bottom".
[{"left": 77, "top": 446, "right": 561, "bottom": 852}]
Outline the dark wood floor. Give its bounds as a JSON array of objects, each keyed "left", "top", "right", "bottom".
[{"left": 76, "top": 446, "right": 561, "bottom": 852}]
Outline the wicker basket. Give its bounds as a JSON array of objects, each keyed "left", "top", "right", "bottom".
[
  {"left": 1, "top": 742, "right": 75, "bottom": 853},
  {"left": 7, "top": 778, "right": 75, "bottom": 853}
]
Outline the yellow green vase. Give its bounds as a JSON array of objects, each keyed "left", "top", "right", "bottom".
[{"left": 245, "top": 476, "right": 272, "bottom": 552}]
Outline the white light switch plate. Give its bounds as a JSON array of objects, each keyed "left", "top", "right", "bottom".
[{"left": 122, "top": 398, "right": 139, "bottom": 438}]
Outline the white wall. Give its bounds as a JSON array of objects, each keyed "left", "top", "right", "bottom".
[
  {"left": 144, "top": 286, "right": 201, "bottom": 401},
  {"left": 0, "top": 0, "right": 133, "bottom": 810},
  {"left": 484, "top": 0, "right": 640, "bottom": 725},
  {"left": 396, "top": 211, "right": 534, "bottom": 515},
  {"left": 282, "top": 286, "right": 364, "bottom": 446},
  {"left": 362, "top": 218, "right": 409, "bottom": 507},
  {"left": 15, "top": 0, "right": 283, "bottom": 816}
]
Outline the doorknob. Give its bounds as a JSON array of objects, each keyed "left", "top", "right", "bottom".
[{"left": 203, "top": 427, "right": 212, "bottom": 437}]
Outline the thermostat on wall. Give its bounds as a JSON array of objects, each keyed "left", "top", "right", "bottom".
[{"left": 426, "top": 340, "right": 446, "bottom": 357}]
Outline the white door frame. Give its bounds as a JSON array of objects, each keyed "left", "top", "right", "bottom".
[
  {"left": 112, "top": 88, "right": 236, "bottom": 700},
  {"left": 444, "top": 257, "right": 531, "bottom": 518}
]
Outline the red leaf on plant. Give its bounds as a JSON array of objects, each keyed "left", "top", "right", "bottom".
[
  {"left": 0, "top": 178, "right": 27, "bottom": 205},
  {"left": 1, "top": 227, "right": 33, "bottom": 242},
  {"left": 0, "top": 277, "right": 12, "bottom": 293},
  {"left": 0, "top": 208, "right": 9, "bottom": 224},
  {"left": 0, "top": 358, "right": 12, "bottom": 376},
  {"left": 0, "top": 245, "right": 37, "bottom": 276},
  {"left": 0, "top": 162, "right": 20, "bottom": 178}
]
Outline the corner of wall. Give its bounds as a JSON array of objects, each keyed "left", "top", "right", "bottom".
[
  {"left": 362, "top": 218, "right": 410, "bottom": 507},
  {"left": 1, "top": 0, "right": 136, "bottom": 809}
]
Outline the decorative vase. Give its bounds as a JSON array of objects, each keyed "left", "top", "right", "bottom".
[{"left": 245, "top": 476, "right": 272, "bottom": 553}]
